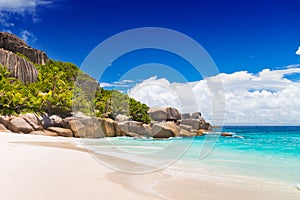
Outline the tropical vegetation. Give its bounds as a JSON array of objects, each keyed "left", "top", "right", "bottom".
[{"left": 0, "top": 60, "right": 150, "bottom": 123}]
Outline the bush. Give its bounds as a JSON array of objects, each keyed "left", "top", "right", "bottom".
[{"left": 0, "top": 60, "right": 151, "bottom": 123}]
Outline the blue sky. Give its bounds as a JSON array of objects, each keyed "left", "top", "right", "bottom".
[
  {"left": 1, "top": 0, "right": 300, "bottom": 125},
  {"left": 1, "top": 0, "right": 299, "bottom": 74}
]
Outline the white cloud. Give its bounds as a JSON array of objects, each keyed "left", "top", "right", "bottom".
[
  {"left": 128, "top": 65, "right": 300, "bottom": 125},
  {"left": 100, "top": 82, "right": 114, "bottom": 88},
  {"left": 296, "top": 46, "right": 300, "bottom": 55},
  {"left": 101, "top": 79, "right": 137, "bottom": 89},
  {"left": 20, "top": 30, "right": 37, "bottom": 43},
  {"left": 0, "top": 0, "right": 50, "bottom": 13},
  {"left": 0, "top": 0, "right": 51, "bottom": 27}
]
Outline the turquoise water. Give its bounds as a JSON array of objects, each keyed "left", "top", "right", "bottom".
[
  {"left": 83, "top": 126, "right": 300, "bottom": 185},
  {"left": 183, "top": 126, "right": 300, "bottom": 184}
]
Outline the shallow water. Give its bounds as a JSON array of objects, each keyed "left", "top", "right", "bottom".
[{"left": 80, "top": 126, "right": 300, "bottom": 185}]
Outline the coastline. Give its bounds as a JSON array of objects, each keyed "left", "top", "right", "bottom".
[{"left": 1, "top": 132, "right": 299, "bottom": 200}]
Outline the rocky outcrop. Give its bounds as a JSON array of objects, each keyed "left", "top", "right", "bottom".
[
  {"left": 117, "top": 121, "right": 152, "bottom": 137},
  {"left": 0, "top": 32, "right": 48, "bottom": 65},
  {"left": 47, "top": 127, "right": 73, "bottom": 137},
  {"left": 0, "top": 108, "right": 212, "bottom": 139},
  {"left": 99, "top": 118, "right": 117, "bottom": 137},
  {"left": 179, "top": 128, "right": 196, "bottom": 137},
  {"left": 152, "top": 122, "right": 180, "bottom": 138},
  {"left": 20, "top": 113, "right": 43, "bottom": 131},
  {"left": 8, "top": 117, "right": 35, "bottom": 133},
  {"left": 149, "top": 107, "right": 181, "bottom": 122},
  {"left": 49, "top": 115, "right": 64, "bottom": 127},
  {"left": 180, "top": 112, "right": 212, "bottom": 131},
  {"left": 65, "top": 117, "right": 105, "bottom": 138},
  {"left": 0, "top": 48, "right": 38, "bottom": 83},
  {"left": 221, "top": 132, "right": 233, "bottom": 137}
]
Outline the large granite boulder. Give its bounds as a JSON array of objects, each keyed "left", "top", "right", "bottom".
[
  {"left": 20, "top": 113, "right": 42, "bottom": 131},
  {"left": 191, "top": 112, "right": 203, "bottom": 120},
  {"left": 181, "top": 113, "right": 191, "bottom": 120},
  {"left": 149, "top": 107, "right": 181, "bottom": 122},
  {"left": 47, "top": 127, "right": 73, "bottom": 137},
  {"left": 179, "top": 128, "right": 196, "bottom": 137},
  {"left": 152, "top": 122, "right": 180, "bottom": 138},
  {"left": 49, "top": 115, "right": 64, "bottom": 127},
  {"left": 65, "top": 117, "right": 107, "bottom": 138},
  {"left": 0, "top": 48, "right": 38, "bottom": 83},
  {"left": 38, "top": 114, "right": 64, "bottom": 129},
  {"left": 8, "top": 117, "right": 34, "bottom": 133},
  {"left": 0, "top": 32, "right": 48, "bottom": 65},
  {"left": 181, "top": 119, "right": 211, "bottom": 130},
  {"left": 117, "top": 121, "right": 152, "bottom": 137},
  {"left": 99, "top": 118, "right": 117, "bottom": 137},
  {"left": 179, "top": 124, "right": 196, "bottom": 132},
  {"left": 181, "top": 119, "right": 202, "bottom": 130},
  {"left": 67, "top": 119, "right": 85, "bottom": 137}
]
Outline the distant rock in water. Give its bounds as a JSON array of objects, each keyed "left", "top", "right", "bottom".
[
  {"left": 0, "top": 32, "right": 48, "bottom": 65},
  {"left": 0, "top": 48, "right": 38, "bottom": 83}
]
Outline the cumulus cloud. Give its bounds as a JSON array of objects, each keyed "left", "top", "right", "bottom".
[
  {"left": 128, "top": 66, "right": 300, "bottom": 125},
  {"left": 296, "top": 46, "right": 300, "bottom": 55}
]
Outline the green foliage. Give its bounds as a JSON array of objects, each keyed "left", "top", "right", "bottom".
[
  {"left": 94, "top": 89, "right": 150, "bottom": 123},
  {"left": 129, "top": 98, "right": 151, "bottom": 123},
  {"left": 0, "top": 65, "right": 41, "bottom": 115},
  {"left": 0, "top": 60, "right": 150, "bottom": 123},
  {"left": 33, "top": 60, "right": 78, "bottom": 115}
]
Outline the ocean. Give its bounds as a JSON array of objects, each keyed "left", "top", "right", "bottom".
[
  {"left": 80, "top": 126, "right": 300, "bottom": 187},
  {"left": 184, "top": 126, "right": 300, "bottom": 185}
]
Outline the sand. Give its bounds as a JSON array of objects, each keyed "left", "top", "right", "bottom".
[
  {"left": 0, "top": 132, "right": 299, "bottom": 200},
  {"left": 0, "top": 132, "right": 158, "bottom": 200}
]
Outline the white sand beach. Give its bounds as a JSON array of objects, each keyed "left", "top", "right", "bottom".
[
  {"left": 0, "top": 132, "right": 299, "bottom": 200},
  {"left": 0, "top": 132, "right": 158, "bottom": 200}
]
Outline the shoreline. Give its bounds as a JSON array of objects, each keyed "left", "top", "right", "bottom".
[{"left": 1, "top": 132, "right": 299, "bottom": 200}]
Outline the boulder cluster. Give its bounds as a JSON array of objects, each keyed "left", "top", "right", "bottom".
[{"left": 0, "top": 107, "right": 212, "bottom": 139}]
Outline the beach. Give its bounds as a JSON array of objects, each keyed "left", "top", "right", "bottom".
[
  {"left": 0, "top": 132, "right": 157, "bottom": 200},
  {"left": 0, "top": 131, "right": 299, "bottom": 200}
]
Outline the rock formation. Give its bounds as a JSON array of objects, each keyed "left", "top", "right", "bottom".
[
  {"left": 0, "top": 32, "right": 48, "bottom": 65},
  {"left": 8, "top": 117, "right": 35, "bottom": 133},
  {"left": 47, "top": 127, "right": 73, "bottom": 137},
  {"left": 152, "top": 122, "right": 180, "bottom": 138},
  {"left": 149, "top": 107, "right": 181, "bottom": 122},
  {"left": 0, "top": 48, "right": 38, "bottom": 83},
  {"left": 0, "top": 108, "right": 213, "bottom": 139}
]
